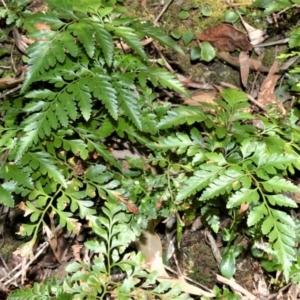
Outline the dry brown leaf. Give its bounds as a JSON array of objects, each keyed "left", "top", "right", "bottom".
[
  {"left": 136, "top": 220, "right": 214, "bottom": 297},
  {"left": 182, "top": 89, "right": 217, "bottom": 106},
  {"left": 239, "top": 51, "right": 250, "bottom": 88},
  {"left": 257, "top": 60, "right": 286, "bottom": 114},
  {"left": 237, "top": 11, "right": 266, "bottom": 46},
  {"left": 72, "top": 244, "right": 83, "bottom": 262},
  {"left": 196, "top": 24, "right": 253, "bottom": 51},
  {"left": 135, "top": 220, "right": 169, "bottom": 277},
  {"left": 217, "top": 51, "right": 269, "bottom": 72}
]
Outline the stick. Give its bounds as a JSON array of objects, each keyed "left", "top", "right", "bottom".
[
  {"left": 217, "top": 274, "right": 257, "bottom": 300},
  {"left": 154, "top": 0, "right": 174, "bottom": 26}
]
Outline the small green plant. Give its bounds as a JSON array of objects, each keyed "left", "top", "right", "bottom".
[
  {"left": 149, "top": 88, "right": 300, "bottom": 280},
  {"left": 9, "top": 201, "right": 192, "bottom": 299}
]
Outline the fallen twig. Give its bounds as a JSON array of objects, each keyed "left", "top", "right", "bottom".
[
  {"left": 206, "top": 230, "right": 222, "bottom": 265},
  {"left": 217, "top": 274, "right": 257, "bottom": 300},
  {"left": 154, "top": 0, "right": 174, "bottom": 26}
]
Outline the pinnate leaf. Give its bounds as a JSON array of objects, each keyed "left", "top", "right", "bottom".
[
  {"left": 147, "top": 67, "right": 188, "bottom": 95},
  {"left": 262, "top": 176, "right": 299, "bottom": 193},
  {"left": 266, "top": 194, "right": 297, "bottom": 208},
  {"left": 114, "top": 26, "right": 147, "bottom": 60},
  {"left": 23, "top": 152, "right": 67, "bottom": 188},
  {"left": 176, "top": 167, "right": 221, "bottom": 202},
  {"left": 95, "top": 24, "right": 114, "bottom": 66},
  {"left": 227, "top": 188, "right": 259, "bottom": 208},
  {"left": 0, "top": 185, "right": 14, "bottom": 207},
  {"left": 90, "top": 75, "right": 118, "bottom": 120},
  {"left": 200, "top": 169, "right": 244, "bottom": 201},
  {"left": 157, "top": 106, "right": 206, "bottom": 129},
  {"left": 118, "top": 88, "right": 142, "bottom": 130},
  {"left": 247, "top": 204, "right": 267, "bottom": 226},
  {"left": 133, "top": 22, "right": 184, "bottom": 55},
  {"left": 69, "top": 22, "right": 95, "bottom": 57}
]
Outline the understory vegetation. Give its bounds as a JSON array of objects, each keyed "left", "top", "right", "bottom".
[{"left": 1, "top": 0, "right": 300, "bottom": 299}]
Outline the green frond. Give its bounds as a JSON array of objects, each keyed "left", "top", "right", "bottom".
[
  {"left": 95, "top": 24, "right": 114, "bottom": 66},
  {"left": 22, "top": 152, "right": 67, "bottom": 188},
  {"left": 200, "top": 169, "right": 245, "bottom": 201},
  {"left": 0, "top": 184, "right": 14, "bottom": 207},
  {"left": 62, "top": 139, "right": 89, "bottom": 160},
  {"left": 247, "top": 203, "right": 268, "bottom": 227},
  {"left": 157, "top": 106, "right": 206, "bottom": 129},
  {"left": 114, "top": 26, "right": 147, "bottom": 60},
  {"left": 0, "top": 163, "right": 34, "bottom": 190},
  {"left": 69, "top": 22, "right": 95, "bottom": 57},
  {"left": 89, "top": 74, "right": 118, "bottom": 120},
  {"left": 266, "top": 194, "right": 298, "bottom": 208},
  {"left": 147, "top": 67, "right": 188, "bottom": 95},
  {"left": 227, "top": 188, "right": 260, "bottom": 208},
  {"left": 22, "top": 39, "right": 57, "bottom": 91},
  {"left": 15, "top": 128, "right": 39, "bottom": 161},
  {"left": 59, "top": 31, "right": 79, "bottom": 57},
  {"left": 153, "top": 132, "right": 200, "bottom": 154},
  {"left": 176, "top": 167, "right": 221, "bottom": 202},
  {"left": 88, "top": 140, "right": 121, "bottom": 169},
  {"left": 267, "top": 209, "right": 296, "bottom": 279},
  {"left": 118, "top": 88, "right": 142, "bottom": 130},
  {"left": 132, "top": 22, "right": 184, "bottom": 55}
]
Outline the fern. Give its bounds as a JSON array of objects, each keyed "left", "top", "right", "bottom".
[
  {"left": 150, "top": 88, "right": 300, "bottom": 279},
  {"left": 11, "top": 201, "right": 192, "bottom": 300},
  {"left": 157, "top": 106, "right": 207, "bottom": 129},
  {"left": 8, "top": 277, "right": 72, "bottom": 300}
]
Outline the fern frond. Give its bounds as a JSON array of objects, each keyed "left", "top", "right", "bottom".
[
  {"left": 133, "top": 22, "right": 184, "bottom": 55},
  {"left": 147, "top": 67, "right": 188, "bottom": 95},
  {"left": 88, "top": 140, "right": 121, "bottom": 169},
  {"left": 114, "top": 26, "right": 147, "bottom": 60},
  {"left": 227, "top": 188, "right": 260, "bottom": 208},
  {"left": 247, "top": 203, "right": 268, "bottom": 227},
  {"left": 0, "top": 184, "right": 15, "bottom": 207},
  {"left": 89, "top": 74, "right": 118, "bottom": 120},
  {"left": 200, "top": 169, "right": 245, "bottom": 201},
  {"left": 22, "top": 39, "right": 56, "bottom": 91},
  {"left": 261, "top": 176, "right": 299, "bottom": 193},
  {"left": 61, "top": 139, "right": 89, "bottom": 160},
  {"left": 0, "top": 163, "right": 34, "bottom": 190},
  {"left": 118, "top": 88, "right": 142, "bottom": 130},
  {"left": 15, "top": 128, "right": 39, "bottom": 161},
  {"left": 69, "top": 22, "right": 95, "bottom": 58},
  {"left": 22, "top": 152, "right": 67, "bottom": 188},
  {"left": 59, "top": 31, "right": 78, "bottom": 57},
  {"left": 266, "top": 209, "right": 296, "bottom": 279},
  {"left": 176, "top": 166, "right": 222, "bottom": 202},
  {"left": 266, "top": 194, "right": 298, "bottom": 208},
  {"left": 157, "top": 106, "right": 206, "bottom": 129},
  {"left": 25, "top": 11, "right": 66, "bottom": 29},
  {"left": 153, "top": 132, "right": 201, "bottom": 154},
  {"left": 257, "top": 153, "right": 296, "bottom": 170},
  {"left": 95, "top": 24, "right": 114, "bottom": 66}
]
